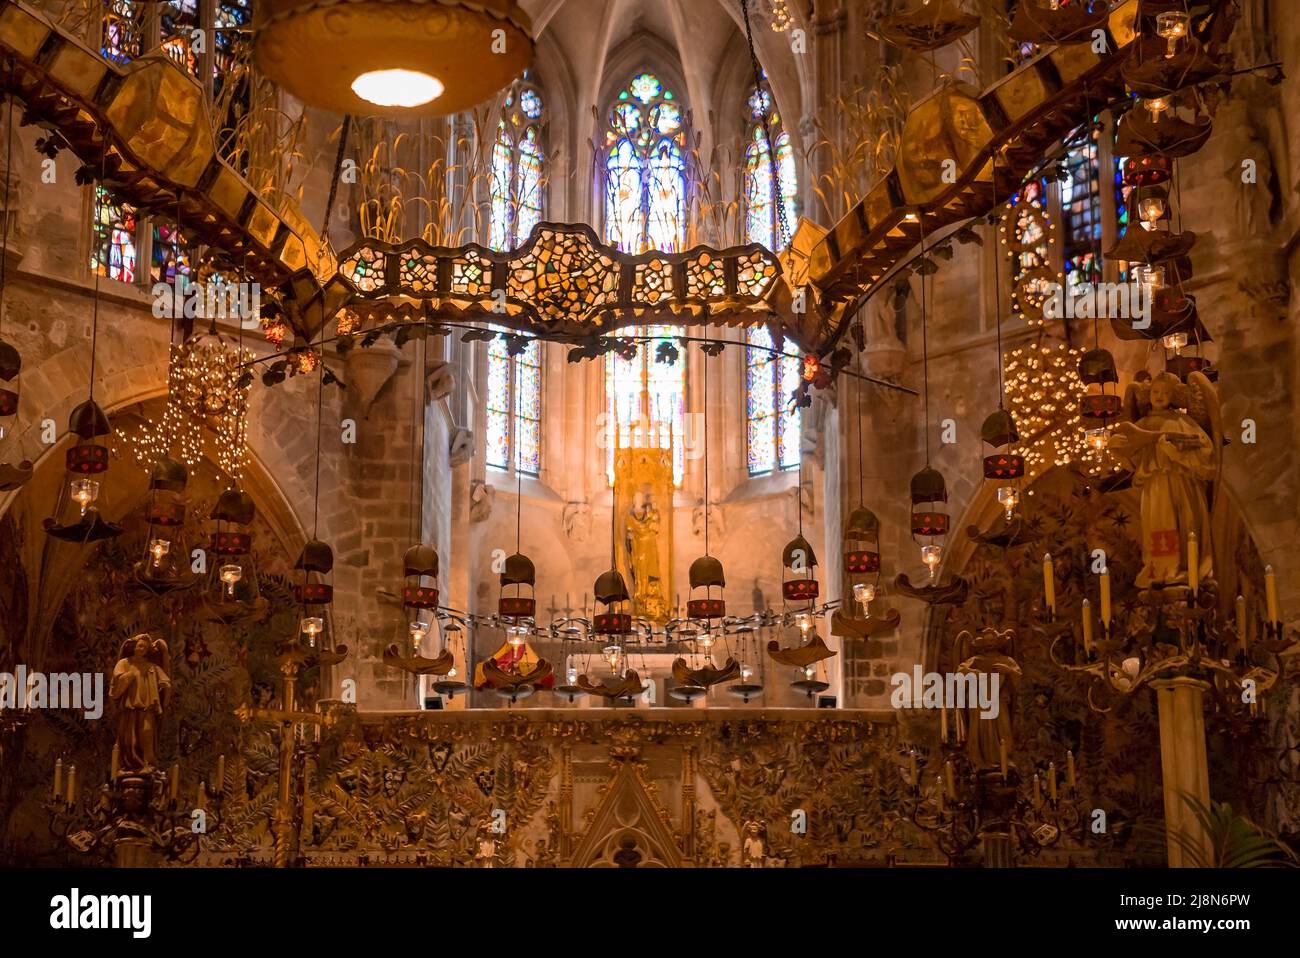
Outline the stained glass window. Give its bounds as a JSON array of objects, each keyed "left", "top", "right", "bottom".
[
  {"left": 161, "top": 0, "right": 200, "bottom": 76},
  {"left": 743, "top": 84, "right": 798, "bottom": 251},
  {"left": 92, "top": 187, "right": 138, "bottom": 283},
  {"left": 102, "top": 0, "right": 140, "bottom": 64},
  {"left": 151, "top": 221, "right": 191, "bottom": 285},
  {"left": 745, "top": 326, "right": 800, "bottom": 475},
  {"left": 606, "top": 326, "right": 686, "bottom": 485},
  {"left": 489, "top": 76, "right": 547, "bottom": 251},
  {"left": 485, "top": 329, "right": 542, "bottom": 475},
  {"left": 1061, "top": 129, "right": 1102, "bottom": 297},
  {"left": 604, "top": 72, "right": 687, "bottom": 253},
  {"left": 214, "top": 1, "right": 252, "bottom": 103}
]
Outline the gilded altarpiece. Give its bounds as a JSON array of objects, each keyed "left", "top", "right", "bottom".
[{"left": 613, "top": 447, "right": 674, "bottom": 625}]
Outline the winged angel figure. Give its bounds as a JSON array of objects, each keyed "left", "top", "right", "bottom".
[
  {"left": 109, "top": 633, "right": 172, "bottom": 772},
  {"left": 1109, "top": 371, "right": 1221, "bottom": 589}
]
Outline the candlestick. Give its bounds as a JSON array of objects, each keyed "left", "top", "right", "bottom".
[
  {"left": 937, "top": 776, "right": 945, "bottom": 813},
  {"left": 1265, "top": 566, "right": 1279, "bottom": 624},
  {"left": 1067, "top": 750, "right": 1076, "bottom": 790},
  {"left": 66, "top": 765, "right": 76, "bottom": 806},
  {"left": 999, "top": 739, "right": 1008, "bottom": 780},
  {"left": 1047, "top": 762, "right": 1057, "bottom": 802},
  {"left": 1100, "top": 569, "right": 1111, "bottom": 628},
  {"left": 1033, "top": 773, "right": 1041, "bottom": 806},
  {"left": 110, "top": 744, "right": 120, "bottom": 779},
  {"left": 1081, "top": 598, "right": 1093, "bottom": 654},
  {"left": 1187, "top": 533, "right": 1199, "bottom": 595},
  {"left": 170, "top": 763, "right": 180, "bottom": 802},
  {"left": 1043, "top": 553, "right": 1056, "bottom": 614},
  {"left": 940, "top": 705, "right": 948, "bottom": 743},
  {"left": 53, "top": 758, "right": 63, "bottom": 800}
]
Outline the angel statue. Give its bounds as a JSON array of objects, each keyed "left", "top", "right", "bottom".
[
  {"left": 1109, "top": 371, "right": 1221, "bottom": 589},
  {"left": 109, "top": 634, "right": 171, "bottom": 772},
  {"left": 956, "top": 628, "right": 1021, "bottom": 773}
]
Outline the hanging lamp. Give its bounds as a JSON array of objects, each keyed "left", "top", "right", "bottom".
[
  {"left": 253, "top": 0, "right": 533, "bottom": 116},
  {"left": 44, "top": 399, "right": 123, "bottom": 542},
  {"left": 132, "top": 456, "right": 196, "bottom": 595}
]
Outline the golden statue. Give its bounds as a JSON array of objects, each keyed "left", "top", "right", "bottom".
[
  {"left": 626, "top": 490, "right": 669, "bottom": 622},
  {"left": 1111, "top": 371, "right": 1221, "bottom": 588},
  {"left": 956, "top": 628, "right": 1020, "bottom": 772},
  {"left": 109, "top": 634, "right": 171, "bottom": 772}
]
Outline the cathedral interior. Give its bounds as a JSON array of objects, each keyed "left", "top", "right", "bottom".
[{"left": 0, "top": 0, "right": 1298, "bottom": 883}]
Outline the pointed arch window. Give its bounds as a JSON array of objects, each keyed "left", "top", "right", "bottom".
[
  {"left": 743, "top": 85, "right": 797, "bottom": 251},
  {"left": 489, "top": 75, "right": 546, "bottom": 251},
  {"left": 745, "top": 325, "right": 800, "bottom": 475},
  {"left": 605, "top": 326, "right": 686, "bottom": 486},
  {"left": 603, "top": 72, "right": 687, "bottom": 253}
]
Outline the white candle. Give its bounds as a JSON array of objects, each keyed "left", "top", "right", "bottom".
[
  {"left": 1043, "top": 553, "right": 1056, "bottom": 613},
  {"left": 1187, "top": 533, "right": 1199, "bottom": 595},
  {"left": 1265, "top": 566, "right": 1280, "bottom": 624},
  {"left": 1236, "top": 595, "right": 1247, "bottom": 650},
  {"left": 940, "top": 705, "right": 948, "bottom": 743},
  {"left": 1082, "top": 599, "right": 1093, "bottom": 653},
  {"left": 1047, "top": 762, "right": 1057, "bottom": 802},
  {"left": 170, "top": 763, "right": 180, "bottom": 802},
  {"left": 216, "top": 754, "right": 226, "bottom": 794},
  {"left": 53, "top": 758, "right": 63, "bottom": 800},
  {"left": 1067, "top": 750, "right": 1076, "bottom": 790},
  {"left": 110, "top": 744, "right": 120, "bottom": 779},
  {"left": 66, "top": 765, "right": 76, "bottom": 806}
]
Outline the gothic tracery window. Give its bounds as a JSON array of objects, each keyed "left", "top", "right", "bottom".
[
  {"left": 489, "top": 75, "right": 546, "bottom": 251},
  {"left": 92, "top": 187, "right": 138, "bottom": 282},
  {"left": 743, "top": 85, "right": 798, "bottom": 252},
  {"left": 1061, "top": 128, "right": 1102, "bottom": 297},
  {"left": 745, "top": 325, "right": 800, "bottom": 475},
  {"left": 603, "top": 72, "right": 687, "bottom": 253},
  {"left": 485, "top": 330, "right": 543, "bottom": 476},
  {"left": 606, "top": 325, "right": 686, "bottom": 486}
]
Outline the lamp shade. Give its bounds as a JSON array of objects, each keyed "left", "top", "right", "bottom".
[{"left": 254, "top": 0, "right": 533, "bottom": 116}]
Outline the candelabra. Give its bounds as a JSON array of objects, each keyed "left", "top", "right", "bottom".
[
  {"left": 45, "top": 762, "right": 226, "bottom": 866},
  {"left": 1047, "top": 575, "right": 1298, "bottom": 720},
  {"left": 899, "top": 743, "right": 1082, "bottom": 867}
]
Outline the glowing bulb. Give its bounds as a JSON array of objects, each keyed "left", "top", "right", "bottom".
[
  {"left": 70, "top": 478, "right": 99, "bottom": 516},
  {"left": 1145, "top": 96, "right": 1171, "bottom": 121},
  {"left": 1138, "top": 196, "right": 1166, "bottom": 224},
  {"left": 566, "top": 666, "right": 578, "bottom": 685},
  {"left": 148, "top": 538, "right": 171, "bottom": 567},
  {"left": 447, "top": 667, "right": 457, "bottom": 679},
  {"left": 1162, "top": 331, "right": 1189, "bottom": 354},
  {"left": 852, "top": 582, "right": 876, "bottom": 615},
  {"left": 997, "top": 485, "right": 1019, "bottom": 521},
  {"left": 506, "top": 624, "right": 528, "bottom": 648},
  {"left": 795, "top": 611, "right": 814, "bottom": 638},
  {"left": 1085, "top": 427, "right": 1109, "bottom": 452},
  {"left": 351, "top": 69, "right": 444, "bottom": 108},
  {"left": 698, "top": 631, "right": 714, "bottom": 651},
  {"left": 921, "top": 544, "right": 944, "bottom": 579},
  {"left": 803, "top": 665, "right": 815, "bottom": 679},
  {"left": 409, "top": 620, "right": 429, "bottom": 647},
  {"left": 219, "top": 563, "right": 242, "bottom": 596}
]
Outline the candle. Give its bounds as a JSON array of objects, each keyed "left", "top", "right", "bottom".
[
  {"left": 940, "top": 705, "right": 948, "bottom": 743},
  {"left": 66, "top": 765, "right": 76, "bottom": 806},
  {"left": 1067, "top": 750, "right": 1076, "bottom": 790},
  {"left": 1033, "top": 773, "right": 1041, "bottom": 806},
  {"left": 1043, "top": 553, "right": 1056, "bottom": 613},
  {"left": 999, "top": 739, "right": 1008, "bottom": 780},
  {"left": 216, "top": 754, "right": 226, "bottom": 794},
  {"left": 937, "top": 776, "right": 945, "bottom": 813},
  {"left": 1100, "top": 569, "right": 1111, "bottom": 628},
  {"left": 1047, "top": 762, "right": 1057, "bottom": 802},
  {"left": 944, "top": 761, "right": 956, "bottom": 800},
  {"left": 170, "top": 763, "right": 180, "bottom": 802},
  {"left": 110, "top": 745, "right": 120, "bottom": 779},
  {"left": 1082, "top": 599, "right": 1093, "bottom": 654},
  {"left": 1236, "top": 595, "right": 1247, "bottom": 650},
  {"left": 1187, "top": 533, "right": 1199, "bottom": 595},
  {"left": 54, "top": 758, "right": 63, "bottom": 800},
  {"left": 1265, "top": 566, "right": 1280, "bottom": 624}
]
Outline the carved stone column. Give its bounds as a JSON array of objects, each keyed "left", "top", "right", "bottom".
[{"left": 1150, "top": 677, "right": 1211, "bottom": 867}]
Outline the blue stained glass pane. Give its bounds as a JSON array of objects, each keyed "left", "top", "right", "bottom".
[
  {"left": 606, "top": 138, "right": 645, "bottom": 252},
  {"left": 647, "top": 141, "right": 685, "bottom": 253},
  {"left": 489, "top": 125, "right": 513, "bottom": 251},
  {"left": 745, "top": 325, "right": 800, "bottom": 474},
  {"left": 630, "top": 73, "right": 661, "bottom": 103},
  {"left": 745, "top": 130, "right": 774, "bottom": 248},
  {"left": 515, "top": 134, "right": 543, "bottom": 244}
]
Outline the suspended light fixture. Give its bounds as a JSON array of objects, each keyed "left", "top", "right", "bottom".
[
  {"left": 199, "top": 489, "right": 265, "bottom": 622},
  {"left": 253, "top": 0, "right": 533, "bottom": 116},
  {"left": 132, "top": 457, "right": 195, "bottom": 594},
  {"left": 294, "top": 539, "right": 334, "bottom": 648},
  {"left": 45, "top": 400, "right": 123, "bottom": 542}
]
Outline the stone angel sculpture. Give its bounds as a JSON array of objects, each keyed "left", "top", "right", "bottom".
[
  {"left": 109, "top": 633, "right": 172, "bottom": 772},
  {"left": 955, "top": 628, "right": 1020, "bottom": 773},
  {"left": 1109, "top": 371, "right": 1221, "bottom": 589}
]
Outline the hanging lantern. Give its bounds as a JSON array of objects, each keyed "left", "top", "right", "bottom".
[
  {"left": 498, "top": 552, "right": 536, "bottom": 620},
  {"left": 253, "top": 0, "right": 533, "bottom": 117},
  {"left": 200, "top": 489, "right": 265, "bottom": 622},
  {"left": 1122, "top": 154, "right": 1172, "bottom": 187},
  {"left": 781, "top": 535, "right": 819, "bottom": 603},
  {"left": 909, "top": 467, "right": 948, "bottom": 579},
  {"left": 844, "top": 507, "right": 881, "bottom": 616},
  {"left": 593, "top": 569, "right": 632, "bottom": 639},
  {"left": 1135, "top": 185, "right": 1171, "bottom": 230},
  {"left": 133, "top": 457, "right": 194, "bottom": 594},
  {"left": 980, "top": 408, "right": 1023, "bottom": 521},
  {"left": 294, "top": 539, "right": 334, "bottom": 648},
  {"left": 726, "top": 629, "right": 765, "bottom": 704},
  {"left": 1077, "top": 348, "right": 1121, "bottom": 426},
  {"left": 686, "top": 555, "right": 726, "bottom": 620},
  {"left": 45, "top": 400, "right": 123, "bottom": 542},
  {"left": 401, "top": 543, "right": 440, "bottom": 651}
]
